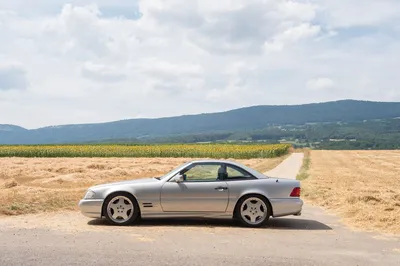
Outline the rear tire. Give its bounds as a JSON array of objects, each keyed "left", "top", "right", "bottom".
[
  {"left": 102, "top": 192, "right": 140, "bottom": 226},
  {"left": 235, "top": 195, "right": 271, "bottom": 228}
]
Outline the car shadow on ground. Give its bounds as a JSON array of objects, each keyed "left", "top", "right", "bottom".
[{"left": 88, "top": 217, "right": 332, "bottom": 231}]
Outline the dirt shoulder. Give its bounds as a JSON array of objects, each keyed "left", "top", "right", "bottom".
[{"left": 301, "top": 150, "right": 400, "bottom": 235}]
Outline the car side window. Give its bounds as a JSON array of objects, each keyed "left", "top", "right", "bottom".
[
  {"left": 182, "top": 164, "right": 222, "bottom": 182},
  {"left": 226, "top": 165, "right": 254, "bottom": 181}
]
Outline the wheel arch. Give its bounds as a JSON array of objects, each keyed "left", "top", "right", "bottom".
[
  {"left": 233, "top": 193, "right": 274, "bottom": 218},
  {"left": 101, "top": 190, "right": 140, "bottom": 217}
]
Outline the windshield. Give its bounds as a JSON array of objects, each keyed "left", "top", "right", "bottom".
[{"left": 159, "top": 162, "right": 191, "bottom": 180}]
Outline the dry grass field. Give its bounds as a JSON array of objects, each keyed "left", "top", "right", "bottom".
[
  {"left": 0, "top": 156, "right": 285, "bottom": 216},
  {"left": 302, "top": 150, "right": 400, "bottom": 234}
]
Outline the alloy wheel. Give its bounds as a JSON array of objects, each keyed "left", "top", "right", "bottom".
[
  {"left": 240, "top": 197, "right": 268, "bottom": 226},
  {"left": 106, "top": 195, "right": 134, "bottom": 224}
]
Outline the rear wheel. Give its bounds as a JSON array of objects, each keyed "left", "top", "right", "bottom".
[
  {"left": 236, "top": 195, "right": 271, "bottom": 227},
  {"left": 103, "top": 192, "right": 140, "bottom": 226}
]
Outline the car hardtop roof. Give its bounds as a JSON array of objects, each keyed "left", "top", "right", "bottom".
[
  {"left": 188, "top": 159, "right": 267, "bottom": 179},
  {"left": 190, "top": 159, "right": 238, "bottom": 164}
]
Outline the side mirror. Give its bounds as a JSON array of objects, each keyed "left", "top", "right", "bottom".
[{"left": 173, "top": 174, "right": 184, "bottom": 183}]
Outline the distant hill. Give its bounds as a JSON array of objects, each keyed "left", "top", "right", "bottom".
[
  {"left": 0, "top": 125, "right": 27, "bottom": 132},
  {"left": 2, "top": 100, "right": 400, "bottom": 144}
]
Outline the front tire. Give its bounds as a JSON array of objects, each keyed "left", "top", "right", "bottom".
[
  {"left": 103, "top": 192, "right": 140, "bottom": 226},
  {"left": 236, "top": 195, "right": 271, "bottom": 227}
]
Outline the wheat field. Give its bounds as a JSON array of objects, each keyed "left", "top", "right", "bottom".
[
  {"left": 302, "top": 150, "right": 400, "bottom": 234},
  {"left": 0, "top": 156, "right": 285, "bottom": 216}
]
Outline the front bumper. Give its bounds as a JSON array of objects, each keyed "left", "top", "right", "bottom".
[{"left": 78, "top": 199, "right": 104, "bottom": 218}]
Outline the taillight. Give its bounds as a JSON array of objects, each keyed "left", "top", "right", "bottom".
[{"left": 290, "top": 187, "right": 301, "bottom": 197}]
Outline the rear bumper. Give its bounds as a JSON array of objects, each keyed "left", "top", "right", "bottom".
[
  {"left": 269, "top": 198, "right": 303, "bottom": 217},
  {"left": 78, "top": 199, "right": 104, "bottom": 218}
]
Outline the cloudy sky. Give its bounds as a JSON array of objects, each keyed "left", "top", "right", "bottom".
[{"left": 1, "top": 0, "right": 400, "bottom": 129}]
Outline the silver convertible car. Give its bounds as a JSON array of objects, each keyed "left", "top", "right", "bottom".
[{"left": 79, "top": 160, "right": 303, "bottom": 227}]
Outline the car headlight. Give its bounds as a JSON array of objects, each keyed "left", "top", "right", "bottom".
[{"left": 84, "top": 190, "right": 96, "bottom": 199}]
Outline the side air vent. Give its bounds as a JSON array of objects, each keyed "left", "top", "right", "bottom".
[{"left": 142, "top": 203, "right": 153, "bottom": 208}]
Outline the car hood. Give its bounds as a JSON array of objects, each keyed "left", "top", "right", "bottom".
[{"left": 90, "top": 177, "right": 159, "bottom": 190}]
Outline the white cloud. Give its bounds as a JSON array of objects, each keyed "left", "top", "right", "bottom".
[
  {"left": 137, "top": 58, "right": 203, "bottom": 78},
  {"left": 140, "top": 0, "right": 321, "bottom": 55},
  {"left": 81, "top": 62, "right": 126, "bottom": 83},
  {"left": 307, "top": 78, "right": 335, "bottom": 91},
  {"left": 0, "top": 0, "right": 399, "bottom": 128},
  {"left": 0, "top": 63, "right": 28, "bottom": 90},
  {"left": 313, "top": 0, "right": 400, "bottom": 28},
  {"left": 265, "top": 23, "right": 321, "bottom": 52}
]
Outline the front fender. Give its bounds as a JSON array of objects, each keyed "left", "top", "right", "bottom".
[{"left": 102, "top": 186, "right": 139, "bottom": 201}]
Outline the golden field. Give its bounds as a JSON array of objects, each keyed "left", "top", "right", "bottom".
[
  {"left": 0, "top": 156, "right": 285, "bottom": 216},
  {"left": 302, "top": 150, "right": 400, "bottom": 234}
]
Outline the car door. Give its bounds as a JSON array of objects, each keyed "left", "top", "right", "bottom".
[{"left": 160, "top": 163, "right": 229, "bottom": 212}]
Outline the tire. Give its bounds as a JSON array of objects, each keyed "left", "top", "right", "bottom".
[
  {"left": 235, "top": 195, "right": 271, "bottom": 228},
  {"left": 102, "top": 192, "right": 140, "bottom": 226}
]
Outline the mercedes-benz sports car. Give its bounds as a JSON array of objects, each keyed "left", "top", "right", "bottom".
[{"left": 79, "top": 160, "right": 303, "bottom": 227}]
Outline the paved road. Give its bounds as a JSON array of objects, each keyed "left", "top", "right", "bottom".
[
  {"left": 0, "top": 154, "right": 399, "bottom": 266},
  {"left": 264, "top": 152, "right": 304, "bottom": 179}
]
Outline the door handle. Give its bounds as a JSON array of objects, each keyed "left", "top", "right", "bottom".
[{"left": 214, "top": 187, "right": 228, "bottom": 191}]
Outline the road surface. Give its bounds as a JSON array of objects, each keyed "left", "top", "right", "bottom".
[
  {"left": 264, "top": 152, "right": 304, "bottom": 179},
  {"left": 0, "top": 153, "right": 399, "bottom": 266}
]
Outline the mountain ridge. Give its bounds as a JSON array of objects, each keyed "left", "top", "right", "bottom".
[{"left": 2, "top": 99, "right": 400, "bottom": 144}]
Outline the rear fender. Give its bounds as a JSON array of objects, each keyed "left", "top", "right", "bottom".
[{"left": 233, "top": 190, "right": 273, "bottom": 216}]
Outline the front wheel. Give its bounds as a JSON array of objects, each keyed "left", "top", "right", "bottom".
[
  {"left": 103, "top": 192, "right": 140, "bottom": 226},
  {"left": 236, "top": 195, "right": 271, "bottom": 227}
]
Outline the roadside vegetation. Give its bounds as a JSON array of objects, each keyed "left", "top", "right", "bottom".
[
  {"left": 0, "top": 144, "right": 290, "bottom": 159},
  {"left": 296, "top": 149, "right": 310, "bottom": 181},
  {"left": 301, "top": 150, "right": 400, "bottom": 234}
]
